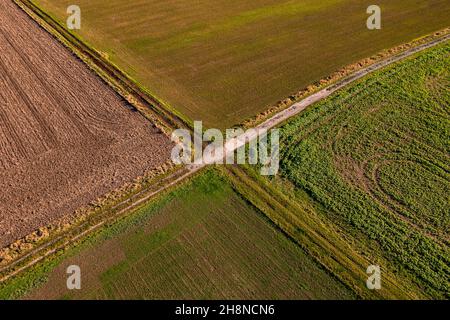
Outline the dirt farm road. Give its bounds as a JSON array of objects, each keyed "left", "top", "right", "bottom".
[{"left": 214, "top": 33, "right": 450, "bottom": 163}]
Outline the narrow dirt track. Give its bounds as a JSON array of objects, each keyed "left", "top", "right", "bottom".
[
  {"left": 0, "top": 0, "right": 173, "bottom": 247},
  {"left": 218, "top": 34, "right": 450, "bottom": 159}
]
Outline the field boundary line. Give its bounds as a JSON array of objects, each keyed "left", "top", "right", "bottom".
[
  {"left": 250, "top": 34, "right": 450, "bottom": 134},
  {"left": 242, "top": 28, "right": 450, "bottom": 129},
  {"left": 1, "top": 33, "right": 448, "bottom": 283},
  {"left": 188, "top": 33, "right": 450, "bottom": 166}
]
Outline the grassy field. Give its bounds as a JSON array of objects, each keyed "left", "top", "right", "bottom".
[
  {"left": 0, "top": 170, "right": 354, "bottom": 299},
  {"left": 34, "top": 0, "right": 450, "bottom": 128},
  {"left": 270, "top": 42, "right": 450, "bottom": 298}
]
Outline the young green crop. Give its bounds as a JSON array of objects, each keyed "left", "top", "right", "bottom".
[
  {"left": 1, "top": 169, "right": 353, "bottom": 299},
  {"left": 278, "top": 43, "right": 450, "bottom": 298}
]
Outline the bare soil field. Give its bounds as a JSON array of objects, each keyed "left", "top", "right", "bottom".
[{"left": 0, "top": 1, "right": 172, "bottom": 247}]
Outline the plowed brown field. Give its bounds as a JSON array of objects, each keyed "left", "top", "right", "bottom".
[{"left": 0, "top": 1, "right": 172, "bottom": 247}]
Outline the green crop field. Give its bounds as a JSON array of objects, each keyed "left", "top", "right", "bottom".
[
  {"left": 0, "top": 170, "right": 354, "bottom": 300},
  {"left": 34, "top": 0, "right": 450, "bottom": 128},
  {"left": 270, "top": 42, "right": 449, "bottom": 298}
]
